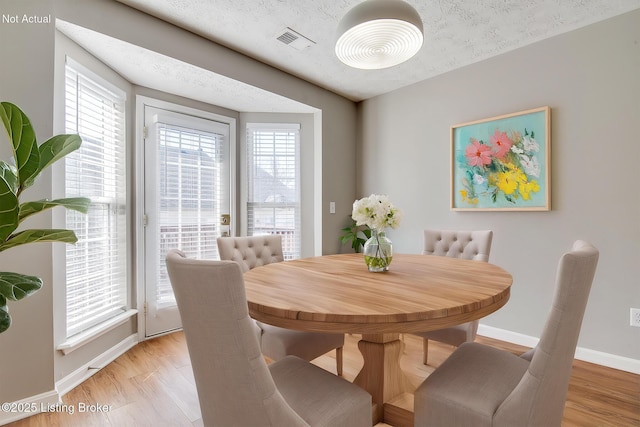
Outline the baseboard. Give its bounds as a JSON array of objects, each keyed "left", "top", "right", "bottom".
[
  {"left": 0, "top": 334, "right": 138, "bottom": 426},
  {"left": 0, "top": 390, "right": 60, "bottom": 425},
  {"left": 56, "top": 334, "right": 138, "bottom": 396},
  {"left": 478, "top": 324, "right": 640, "bottom": 375}
]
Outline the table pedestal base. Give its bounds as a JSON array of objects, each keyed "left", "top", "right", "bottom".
[{"left": 353, "top": 333, "right": 415, "bottom": 425}]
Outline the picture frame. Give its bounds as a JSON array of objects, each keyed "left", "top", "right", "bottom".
[{"left": 451, "top": 106, "right": 551, "bottom": 211}]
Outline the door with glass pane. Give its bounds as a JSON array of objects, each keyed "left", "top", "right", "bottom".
[{"left": 144, "top": 105, "right": 230, "bottom": 336}]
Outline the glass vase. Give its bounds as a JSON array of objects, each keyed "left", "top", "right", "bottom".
[{"left": 363, "top": 229, "right": 393, "bottom": 272}]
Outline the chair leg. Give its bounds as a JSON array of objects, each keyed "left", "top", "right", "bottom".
[
  {"left": 423, "top": 338, "right": 429, "bottom": 365},
  {"left": 336, "top": 346, "right": 343, "bottom": 376}
]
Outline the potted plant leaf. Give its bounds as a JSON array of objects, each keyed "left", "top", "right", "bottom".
[
  {"left": 339, "top": 218, "right": 371, "bottom": 253},
  {"left": 0, "top": 102, "right": 90, "bottom": 333}
]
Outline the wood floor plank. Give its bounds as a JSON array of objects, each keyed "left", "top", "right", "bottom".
[{"left": 6, "top": 332, "right": 639, "bottom": 426}]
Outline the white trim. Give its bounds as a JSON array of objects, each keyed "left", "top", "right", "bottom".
[
  {"left": 313, "top": 111, "right": 322, "bottom": 256},
  {"left": 65, "top": 56, "right": 127, "bottom": 100},
  {"left": 0, "top": 390, "right": 60, "bottom": 425},
  {"left": 246, "top": 122, "right": 301, "bottom": 131},
  {"left": 135, "top": 95, "right": 237, "bottom": 340},
  {"left": 56, "top": 334, "right": 138, "bottom": 397},
  {"left": 56, "top": 309, "right": 137, "bottom": 355},
  {"left": 478, "top": 324, "right": 640, "bottom": 374},
  {"left": 1, "top": 334, "right": 138, "bottom": 425}
]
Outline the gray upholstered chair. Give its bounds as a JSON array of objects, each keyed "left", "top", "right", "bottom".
[
  {"left": 414, "top": 229, "right": 493, "bottom": 364},
  {"left": 414, "top": 240, "right": 599, "bottom": 427},
  {"left": 217, "top": 235, "right": 345, "bottom": 375},
  {"left": 166, "top": 249, "right": 371, "bottom": 427}
]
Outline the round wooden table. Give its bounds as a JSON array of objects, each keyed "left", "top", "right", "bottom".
[{"left": 243, "top": 253, "right": 512, "bottom": 425}]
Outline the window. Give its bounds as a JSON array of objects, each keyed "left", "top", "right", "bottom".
[
  {"left": 64, "top": 58, "right": 128, "bottom": 338},
  {"left": 246, "top": 124, "right": 301, "bottom": 260},
  {"left": 142, "top": 103, "right": 233, "bottom": 337}
]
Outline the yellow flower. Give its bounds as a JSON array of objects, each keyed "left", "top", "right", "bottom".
[
  {"left": 494, "top": 171, "right": 518, "bottom": 195},
  {"left": 459, "top": 189, "right": 479, "bottom": 205},
  {"left": 519, "top": 180, "right": 540, "bottom": 200}
]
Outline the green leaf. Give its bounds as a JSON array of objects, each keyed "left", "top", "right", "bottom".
[
  {"left": 0, "top": 229, "right": 78, "bottom": 252},
  {"left": 0, "top": 271, "right": 42, "bottom": 301},
  {"left": 19, "top": 197, "right": 91, "bottom": 222},
  {"left": 0, "top": 304, "right": 9, "bottom": 334},
  {"left": 31, "top": 134, "right": 82, "bottom": 186},
  {"left": 0, "top": 272, "right": 42, "bottom": 334},
  {"left": 0, "top": 174, "right": 19, "bottom": 242},
  {"left": 0, "top": 102, "right": 40, "bottom": 192},
  {"left": 339, "top": 219, "right": 371, "bottom": 253},
  {"left": 0, "top": 160, "right": 18, "bottom": 194}
]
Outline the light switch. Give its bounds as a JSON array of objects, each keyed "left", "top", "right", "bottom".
[{"left": 329, "top": 201, "right": 336, "bottom": 214}]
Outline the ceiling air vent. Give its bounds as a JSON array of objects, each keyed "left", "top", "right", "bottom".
[{"left": 275, "top": 27, "right": 316, "bottom": 51}]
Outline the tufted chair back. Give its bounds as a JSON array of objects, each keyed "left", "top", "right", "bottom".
[
  {"left": 216, "top": 234, "right": 346, "bottom": 377},
  {"left": 423, "top": 229, "right": 493, "bottom": 262},
  {"left": 217, "top": 235, "right": 284, "bottom": 272},
  {"left": 416, "top": 228, "right": 494, "bottom": 365}
]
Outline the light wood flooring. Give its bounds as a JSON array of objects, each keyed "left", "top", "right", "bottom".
[{"left": 7, "top": 332, "right": 640, "bottom": 426}]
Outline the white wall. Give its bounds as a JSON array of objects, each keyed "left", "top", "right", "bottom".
[{"left": 357, "top": 10, "right": 640, "bottom": 361}]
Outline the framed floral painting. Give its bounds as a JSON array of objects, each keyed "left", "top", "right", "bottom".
[{"left": 451, "top": 106, "right": 551, "bottom": 211}]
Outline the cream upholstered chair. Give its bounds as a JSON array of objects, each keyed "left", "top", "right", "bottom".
[
  {"left": 217, "top": 235, "right": 345, "bottom": 375},
  {"left": 414, "top": 240, "right": 599, "bottom": 427},
  {"left": 414, "top": 229, "right": 493, "bottom": 364},
  {"left": 166, "top": 250, "right": 371, "bottom": 427}
]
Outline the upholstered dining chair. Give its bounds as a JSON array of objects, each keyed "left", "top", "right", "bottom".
[
  {"left": 217, "top": 235, "right": 345, "bottom": 376},
  {"left": 166, "top": 250, "right": 371, "bottom": 427},
  {"left": 414, "top": 240, "right": 599, "bottom": 427},
  {"left": 414, "top": 229, "right": 493, "bottom": 364}
]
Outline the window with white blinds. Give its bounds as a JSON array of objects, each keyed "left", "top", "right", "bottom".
[
  {"left": 64, "top": 58, "right": 128, "bottom": 338},
  {"left": 155, "top": 120, "right": 228, "bottom": 306},
  {"left": 246, "top": 123, "right": 301, "bottom": 260}
]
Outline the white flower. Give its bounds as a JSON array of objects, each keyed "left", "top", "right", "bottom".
[
  {"left": 519, "top": 155, "right": 540, "bottom": 178},
  {"left": 473, "top": 173, "right": 486, "bottom": 185},
  {"left": 510, "top": 145, "right": 524, "bottom": 155},
  {"left": 352, "top": 194, "right": 402, "bottom": 230},
  {"left": 522, "top": 135, "right": 539, "bottom": 153}
]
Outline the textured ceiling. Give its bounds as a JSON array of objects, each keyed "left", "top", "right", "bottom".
[
  {"left": 61, "top": 1, "right": 640, "bottom": 112},
  {"left": 115, "top": 0, "right": 640, "bottom": 101}
]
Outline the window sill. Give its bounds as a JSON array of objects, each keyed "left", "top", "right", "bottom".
[{"left": 57, "top": 309, "right": 138, "bottom": 355}]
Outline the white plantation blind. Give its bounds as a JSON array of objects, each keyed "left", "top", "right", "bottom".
[
  {"left": 65, "top": 59, "right": 128, "bottom": 337},
  {"left": 246, "top": 124, "right": 301, "bottom": 260},
  {"left": 154, "top": 119, "right": 228, "bottom": 306}
]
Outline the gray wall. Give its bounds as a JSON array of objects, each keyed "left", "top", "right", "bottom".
[
  {"left": 0, "top": 0, "right": 357, "bottom": 405},
  {"left": 53, "top": 0, "right": 357, "bottom": 255},
  {"left": 0, "top": 0, "right": 56, "bottom": 403},
  {"left": 358, "top": 10, "right": 640, "bottom": 360}
]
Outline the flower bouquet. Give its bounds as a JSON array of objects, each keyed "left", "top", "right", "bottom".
[{"left": 351, "top": 194, "right": 402, "bottom": 272}]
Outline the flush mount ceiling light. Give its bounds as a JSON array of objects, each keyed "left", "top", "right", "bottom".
[{"left": 335, "top": 0, "right": 424, "bottom": 70}]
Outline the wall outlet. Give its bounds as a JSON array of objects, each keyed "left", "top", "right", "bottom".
[
  {"left": 631, "top": 308, "right": 640, "bottom": 327},
  {"left": 329, "top": 201, "right": 336, "bottom": 214}
]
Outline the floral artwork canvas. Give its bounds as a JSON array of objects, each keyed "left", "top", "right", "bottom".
[{"left": 451, "top": 106, "right": 550, "bottom": 211}]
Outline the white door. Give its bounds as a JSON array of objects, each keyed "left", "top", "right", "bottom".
[{"left": 144, "top": 105, "right": 231, "bottom": 336}]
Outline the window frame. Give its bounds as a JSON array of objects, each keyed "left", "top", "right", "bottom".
[
  {"left": 245, "top": 123, "right": 302, "bottom": 260},
  {"left": 61, "top": 56, "right": 131, "bottom": 341},
  {"left": 134, "top": 96, "right": 237, "bottom": 339}
]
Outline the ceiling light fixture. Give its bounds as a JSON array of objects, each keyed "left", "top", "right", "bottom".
[{"left": 335, "top": 0, "right": 423, "bottom": 70}]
